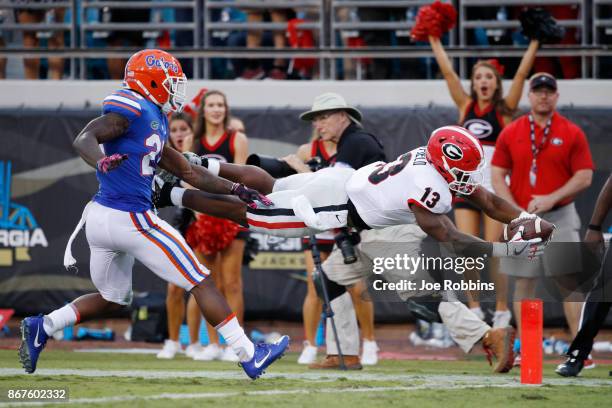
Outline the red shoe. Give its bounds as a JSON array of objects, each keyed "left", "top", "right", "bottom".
[{"left": 584, "top": 355, "right": 596, "bottom": 369}]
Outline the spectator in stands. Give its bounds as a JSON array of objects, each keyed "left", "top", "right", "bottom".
[
  {"left": 465, "top": 6, "right": 519, "bottom": 74},
  {"left": 190, "top": 90, "right": 249, "bottom": 362},
  {"left": 239, "top": 7, "right": 293, "bottom": 80},
  {"left": 356, "top": 7, "right": 407, "bottom": 79},
  {"left": 17, "top": 2, "right": 65, "bottom": 79},
  {"left": 157, "top": 112, "right": 203, "bottom": 360},
  {"left": 598, "top": 5, "right": 612, "bottom": 78},
  {"left": 491, "top": 73, "right": 594, "bottom": 367},
  {"left": 530, "top": 5, "right": 581, "bottom": 79},
  {"left": 284, "top": 133, "right": 337, "bottom": 364},
  {"left": 173, "top": 2, "right": 196, "bottom": 79},
  {"left": 105, "top": 2, "right": 150, "bottom": 79},
  {"left": 428, "top": 34, "right": 540, "bottom": 327},
  {"left": 0, "top": 45, "right": 4, "bottom": 79},
  {"left": 0, "top": 12, "right": 6, "bottom": 79}
]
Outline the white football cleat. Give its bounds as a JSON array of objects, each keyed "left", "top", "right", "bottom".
[
  {"left": 193, "top": 343, "right": 223, "bottom": 361},
  {"left": 185, "top": 343, "right": 202, "bottom": 359},
  {"left": 220, "top": 347, "right": 240, "bottom": 362},
  {"left": 361, "top": 340, "right": 379, "bottom": 365},
  {"left": 409, "top": 331, "right": 428, "bottom": 347},
  {"left": 297, "top": 341, "right": 318, "bottom": 365},
  {"left": 156, "top": 339, "right": 182, "bottom": 359},
  {"left": 492, "top": 310, "right": 512, "bottom": 328}
]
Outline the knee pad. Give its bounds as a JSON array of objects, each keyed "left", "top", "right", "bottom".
[{"left": 99, "top": 289, "right": 132, "bottom": 307}]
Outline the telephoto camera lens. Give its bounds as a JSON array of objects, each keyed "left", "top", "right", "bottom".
[{"left": 334, "top": 228, "right": 357, "bottom": 264}]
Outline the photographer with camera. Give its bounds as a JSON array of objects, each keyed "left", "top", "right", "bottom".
[
  {"left": 280, "top": 92, "right": 386, "bottom": 368},
  {"left": 284, "top": 134, "right": 338, "bottom": 365}
]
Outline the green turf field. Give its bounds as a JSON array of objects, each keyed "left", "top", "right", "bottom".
[{"left": 0, "top": 350, "right": 611, "bottom": 407}]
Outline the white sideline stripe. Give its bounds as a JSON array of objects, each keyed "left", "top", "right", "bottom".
[
  {"left": 1, "top": 368, "right": 611, "bottom": 386},
  {"left": 1, "top": 380, "right": 611, "bottom": 407}
]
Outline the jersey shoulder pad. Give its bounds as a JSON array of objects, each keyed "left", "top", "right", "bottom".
[
  {"left": 408, "top": 165, "right": 452, "bottom": 214},
  {"left": 102, "top": 89, "right": 145, "bottom": 122}
]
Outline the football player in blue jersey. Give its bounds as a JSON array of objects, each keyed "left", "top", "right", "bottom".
[{"left": 18, "top": 49, "right": 289, "bottom": 380}]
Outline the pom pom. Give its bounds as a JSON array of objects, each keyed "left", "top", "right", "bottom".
[
  {"left": 411, "top": 6, "right": 438, "bottom": 41},
  {"left": 431, "top": 1, "right": 457, "bottom": 34},
  {"left": 185, "top": 214, "right": 240, "bottom": 255},
  {"left": 411, "top": 1, "right": 458, "bottom": 41},
  {"left": 485, "top": 58, "right": 505, "bottom": 76},
  {"left": 519, "top": 8, "right": 564, "bottom": 43}
]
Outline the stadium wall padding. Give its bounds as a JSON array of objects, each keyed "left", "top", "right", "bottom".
[{"left": 0, "top": 108, "right": 610, "bottom": 325}]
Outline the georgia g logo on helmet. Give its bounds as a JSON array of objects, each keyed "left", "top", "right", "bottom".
[
  {"left": 426, "top": 126, "right": 485, "bottom": 195},
  {"left": 441, "top": 143, "right": 464, "bottom": 161}
]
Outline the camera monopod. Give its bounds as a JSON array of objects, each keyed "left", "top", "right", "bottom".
[{"left": 308, "top": 234, "right": 347, "bottom": 370}]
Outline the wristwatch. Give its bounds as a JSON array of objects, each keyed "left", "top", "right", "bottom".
[{"left": 587, "top": 224, "right": 602, "bottom": 231}]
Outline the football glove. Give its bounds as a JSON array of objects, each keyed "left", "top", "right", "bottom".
[
  {"left": 152, "top": 176, "right": 176, "bottom": 209},
  {"left": 493, "top": 225, "right": 546, "bottom": 259},
  {"left": 231, "top": 183, "right": 273, "bottom": 209},
  {"left": 97, "top": 154, "right": 128, "bottom": 173}
]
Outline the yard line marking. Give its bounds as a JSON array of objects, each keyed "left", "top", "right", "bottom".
[{"left": 1, "top": 368, "right": 611, "bottom": 386}]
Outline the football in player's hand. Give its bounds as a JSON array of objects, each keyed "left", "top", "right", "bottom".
[{"left": 502, "top": 217, "right": 555, "bottom": 242}]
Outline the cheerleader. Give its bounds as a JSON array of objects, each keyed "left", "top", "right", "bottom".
[
  {"left": 156, "top": 113, "right": 203, "bottom": 359},
  {"left": 189, "top": 90, "right": 249, "bottom": 362}
]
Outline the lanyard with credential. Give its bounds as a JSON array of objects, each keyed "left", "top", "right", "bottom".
[{"left": 528, "top": 114, "right": 552, "bottom": 187}]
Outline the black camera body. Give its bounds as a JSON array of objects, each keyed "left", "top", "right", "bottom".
[{"left": 334, "top": 228, "right": 361, "bottom": 264}]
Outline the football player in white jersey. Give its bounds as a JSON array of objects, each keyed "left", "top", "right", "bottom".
[{"left": 156, "top": 125, "right": 548, "bottom": 372}]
